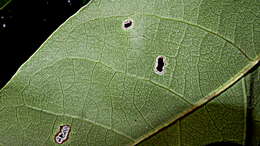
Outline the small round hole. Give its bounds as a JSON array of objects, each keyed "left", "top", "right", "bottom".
[{"left": 122, "top": 19, "right": 134, "bottom": 30}]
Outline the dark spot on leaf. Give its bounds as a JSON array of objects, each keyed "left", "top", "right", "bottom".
[
  {"left": 122, "top": 19, "right": 133, "bottom": 30},
  {"left": 156, "top": 57, "right": 164, "bottom": 72},
  {"left": 124, "top": 20, "right": 132, "bottom": 28},
  {"left": 154, "top": 56, "right": 166, "bottom": 75},
  {"left": 58, "top": 133, "right": 65, "bottom": 138}
]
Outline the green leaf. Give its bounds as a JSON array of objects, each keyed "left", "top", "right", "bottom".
[
  {"left": 249, "top": 67, "right": 260, "bottom": 146},
  {"left": 0, "top": 0, "right": 12, "bottom": 10},
  {"left": 0, "top": 0, "right": 259, "bottom": 145},
  {"left": 138, "top": 67, "right": 260, "bottom": 146}
]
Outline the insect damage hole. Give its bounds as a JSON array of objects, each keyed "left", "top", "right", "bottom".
[
  {"left": 122, "top": 19, "right": 134, "bottom": 30},
  {"left": 154, "top": 56, "right": 166, "bottom": 75},
  {"left": 54, "top": 125, "right": 71, "bottom": 144}
]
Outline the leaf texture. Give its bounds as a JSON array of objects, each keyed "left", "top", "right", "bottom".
[{"left": 0, "top": 0, "right": 259, "bottom": 145}]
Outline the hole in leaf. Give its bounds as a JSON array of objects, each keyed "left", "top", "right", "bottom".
[
  {"left": 122, "top": 19, "right": 133, "bottom": 30},
  {"left": 154, "top": 56, "right": 166, "bottom": 75},
  {"left": 156, "top": 57, "right": 164, "bottom": 72},
  {"left": 54, "top": 125, "right": 71, "bottom": 144}
]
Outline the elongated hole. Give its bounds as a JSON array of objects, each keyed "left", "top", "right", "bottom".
[{"left": 154, "top": 56, "right": 166, "bottom": 75}]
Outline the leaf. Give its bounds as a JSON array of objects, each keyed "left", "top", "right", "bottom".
[
  {"left": 0, "top": 0, "right": 12, "bottom": 10},
  {"left": 137, "top": 67, "right": 260, "bottom": 146},
  {"left": 0, "top": 0, "right": 259, "bottom": 145},
  {"left": 249, "top": 67, "right": 260, "bottom": 146}
]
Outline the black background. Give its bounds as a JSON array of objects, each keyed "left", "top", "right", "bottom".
[{"left": 0, "top": 0, "right": 89, "bottom": 88}]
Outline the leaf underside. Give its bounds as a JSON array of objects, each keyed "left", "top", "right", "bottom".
[{"left": 0, "top": 0, "right": 259, "bottom": 146}]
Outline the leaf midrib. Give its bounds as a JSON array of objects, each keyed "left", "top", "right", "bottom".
[{"left": 133, "top": 57, "right": 259, "bottom": 145}]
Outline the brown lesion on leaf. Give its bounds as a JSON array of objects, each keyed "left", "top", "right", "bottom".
[
  {"left": 54, "top": 125, "right": 71, "bottom": 144},
  {"left": 154, "top": 56, "right": 166, "bottom": 75}
]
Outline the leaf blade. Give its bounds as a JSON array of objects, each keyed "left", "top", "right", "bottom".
[{"left": 0, "top": 0, "right": 259, "bottom": 145}]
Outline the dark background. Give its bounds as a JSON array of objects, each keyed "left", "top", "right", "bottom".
[
  {"left": 0, "top": 1, "right": 245, "bottom": 146},
  {"left": 0, "top": 0, "right": 89, "bottom": 88}
]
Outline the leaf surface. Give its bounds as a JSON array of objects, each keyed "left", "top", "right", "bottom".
[{"left": 0, "top": 0, "right": 259, "bottom": 145}]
